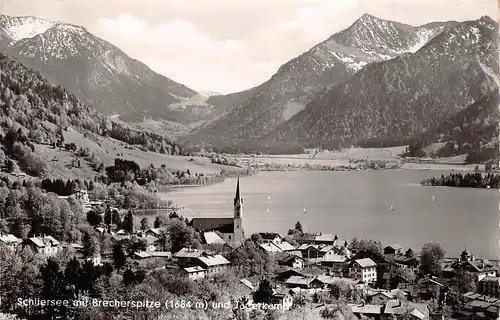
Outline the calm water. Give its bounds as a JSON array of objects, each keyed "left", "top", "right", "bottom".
[{"left": 158, "top": 170, "right": 500, "bottom": 259}]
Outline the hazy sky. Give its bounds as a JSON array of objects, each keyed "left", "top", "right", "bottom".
[{"left": 3, "top": 0, "right": 497, "bottom": 94}]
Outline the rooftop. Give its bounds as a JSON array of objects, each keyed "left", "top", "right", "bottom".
[
  {"left": 354, "top": 258, "right": 377, "bottom": 268},
  {"left": 197, "top": 254, "right": 231, "bottom": 267}
]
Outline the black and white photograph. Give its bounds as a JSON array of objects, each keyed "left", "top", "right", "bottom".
[{"left": 0, "top": 0, "right": 498, "bottom": 319}]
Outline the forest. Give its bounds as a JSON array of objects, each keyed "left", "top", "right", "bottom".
[
  {"left": 0, "top": 53, "right": 185, "bottom": 158},
  {"left": 421, "top": 172, "right": 500, "bottom": 188}
]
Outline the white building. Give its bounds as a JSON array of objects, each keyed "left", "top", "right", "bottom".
[
  {"left": 349, "top": 258, "right": 377, "bottom": 284},
  {"left": 24, "top": 235, "right": 61, "bottom": 256}
]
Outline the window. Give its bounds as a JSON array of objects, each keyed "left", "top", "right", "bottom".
[{"left": 229, "top": 235, "right": 232, "bottom": 240}]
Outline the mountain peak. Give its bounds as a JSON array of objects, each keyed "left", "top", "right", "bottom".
[{"left": 0, "top": 15, "right": 56, "bottom": 41}]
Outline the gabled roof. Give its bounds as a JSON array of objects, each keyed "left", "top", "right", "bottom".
[
  {"left": 315, "top": 233, "right": 336, "bottom": 242},
  {"left": 385, "top": 244, "right": 403, "bottom": 250},
  {"left": 273, "top": 241, "right": 296, "bottom": 251},
  {"left": 240, "top": 279, "right": 255, "bottom": 290},
  {"left": 26, "top": 236, "right": 60, "bottom": 248},
  {"left": 197, "top": 254, "right": 230, "bottom": 267},
  {"left": 323, "top": 254, "right": 347, "bottom": 263},
  {"left": 174, "top": 248, "right": 206, "bottom": 258},
  {"left": 259, "top": 243, "right": 282, "bottom": 253},
  {"left": 480, "top": 276, "right": 500, "bottom": 283},
  {"left": 285, "top": 276, "right": 321, "bottom": 286},
  {"left": 298, "top": 244, "right": 320, "bottom": 251},
  {"left": 259, "top": 232, "right": 281, "bottom": 240},
  {"left": 320, "top": 245, "right": 334, "bottom": 253},
  {"left": 203, "top": 231, "right": 226, "bottom": 245},
  {"left": 354, "top": 258, "right": 377, "bottom": 268},
  {"left": 184, "top": 266, "right": 206, "bottom": 273},
  {"left": 0, "top": 234, "right": 21, "bottom": 244},
  {"left": 146, "top": 228, "right": 163, "bottom": 235},
  {"left": 134, "top": 251, "right": 172, "bottom": 259},
  {"left": 280, "top": 254, "right": 305, "bottom": 264},
  {"left": 189, "top": 218, "right": 234, "bottom": 233},
  {"left": 349, "top": 304, "right": 384, "bottom": 314},
  {"left": 384, "top": 300, "right": 429, "bottom": 316}
]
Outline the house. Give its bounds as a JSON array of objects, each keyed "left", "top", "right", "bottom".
[
  {"left": 278, "top": 254, "right": 306, "bottom": 269},
  {"left": 450, "top": 255, "right": 498, "bottom": 282},
  {"left": 259, "top": 243, "right": 283, "bottom": 254},
  {"left": 259, "top": 232, "right": 281, "bottom": 244},
  {"left": 196, "top": 254, "right": 231, "bottom": 275},
  {"left": 0, "top": 233, "right": 22, "bottom": 251},
  {"left": 314, "top": 233, "right": 336, "bottom": 245},
  {"left": 384, "top": 244, "right": 403, "bottom": 256},
  {"left": 349, "top": 250, "right": 397, "bottom": 285},
  {"left": 133, "top": 251, "right": 172, "bottom": 260},
  {"left": 463, "top": 295, "right": 499, "bottom": 317},
  {"left": 478, "top": 276, "right": 500, "bottom": 298},
  {"left": 275, "top": 269, "right": 309, "bottom": 282},
  {"left": 348, "top": 303, "right": 383, "bottom": 320},
  {"left": 173, "top": 248, "right": 211, "bottom": 268},
  {"left": 145, "top": 228, "right": 164, "bottom": 237},
  {"left": 392, "top": 255, "right": 419, "bottom": 274},
  {"left": 383, "top": 300, "right": 430, "bottom": 320},
  {"left": 139, "top": 235, "right": 159, "bottom": 251},
  {"left": 182, "top": 266, "right": 207, "bottom": 280},
  {"left": 322, "top": 252, "right": 348, "bottom": 267},
  {"left": 272, "top": 241, "right": 296, "bottom": 252},
  {"left": 298, "top": 244, "right": 322, "bottom": 259},
  {"left": 74, "top": 189, "right": 90, "bottom": 204},
  {"left": 272, "top": 288, "right": 293, "bottom": 310},
  {"left": 292, "top": 232, "right": 316, "bottom": 245},
  {"left": 284, "top": 276, "right": 324, "bottom": 289},
  {"left": 348, "top": 258, "right": 377, "bottom": 284},
  {"left": 188, "top": 179, "right": 244, "bottom": 246},
  {"left": 23, "top": 235, "right": 60, "bottom": 256},
  {"left": 369, "top": 289, "right": 409, "bottom": 305}
]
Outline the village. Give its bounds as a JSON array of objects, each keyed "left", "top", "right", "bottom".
[{"left": 0, "top": 179, "right": 499, "bottom": 320}]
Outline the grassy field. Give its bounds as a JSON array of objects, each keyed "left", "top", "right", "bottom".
[{"left": 32, "top": 127, "right": 240, "bottom": 180}]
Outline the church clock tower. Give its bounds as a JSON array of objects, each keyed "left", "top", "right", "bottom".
[{"left": 233, "top": 177, "right": 243, "bottom": 245}]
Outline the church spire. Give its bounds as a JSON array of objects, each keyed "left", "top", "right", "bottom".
[{"left": 234, "top": 177, "right": 240, "bottom": 204}]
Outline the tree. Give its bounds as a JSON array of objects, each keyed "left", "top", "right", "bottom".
[
  {"left": 420, "top": 242, "right": 445, "bottom": 276},
  {"left": 82, "top": 231, "right": 100, "bottom": 259},
  {"left": 104, "top": 208, "right": 112, "bottom": 225},
  {"left": 123, "top": 211, "right": 134, "bottom": 233},
  {"left": 112, "top": 243, "right": 126, "bottom": 271},
  {"left": 157, "top": 229, "right": 170, "bottom": 251},
  {"left": 455, "top": 269, "right": 477, "bottom": 294},
  {"left": 405, "top": 248, "right": 414, "bottom": 258},
  {"left": 86, "top": 210, "right": 102, "bottom": 227},
  {"left": 167, "top": 219, "right": 200, "bottom": 253},
  {"left": 250, "top": 233, "right": 263, "bottom": 245},
  {"left": 140, "top": 217, "right": 150, "bottom": 232},
  {"left": 295, "top": 221, "right": 303, "bottom": 233},
  {"left": 112, "top": 210, "right": 121, "bottom": 227},
  {"left": 253, "top": 279, "right": 274, "bottom": 304},
  {"left": 154, "top": 215, "right": 168, "bottom": 228}
]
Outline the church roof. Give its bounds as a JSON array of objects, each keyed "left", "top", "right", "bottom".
[{"left": 189, "top": 218, "right": 235, "bottom": 233}]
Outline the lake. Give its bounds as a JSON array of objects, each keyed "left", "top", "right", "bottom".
[{"left": 158, "top": 170, "right": 500, "bottom": 259}]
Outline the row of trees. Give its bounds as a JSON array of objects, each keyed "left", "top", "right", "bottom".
[{"left": 422, "top": 172, "right": 500, "bottom": 188}]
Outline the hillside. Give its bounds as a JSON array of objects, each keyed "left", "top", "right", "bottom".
[
  {"left": 0, "top": 53, "right": 241, "bottom": 181},
  {"left": 0, "top": 15, "right": 228, "bottom": 126},
  {"left": 405, "top": 87, "right": 499, "bottom": 163},
  {"left": 185, "top": 14, "right": 454, "bottom": 147},
  {"left": 268, "top": 16, "right": 499, "bottom": 151}
]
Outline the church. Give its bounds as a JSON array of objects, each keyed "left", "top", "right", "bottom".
[{"left": 188, "top": 178, "right": 244, "bottom": 247}]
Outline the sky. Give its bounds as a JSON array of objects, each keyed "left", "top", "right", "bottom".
[{"left": 2, "top": 0, "right": 497, "bottom": 94}]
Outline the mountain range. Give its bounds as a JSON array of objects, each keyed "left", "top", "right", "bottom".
[
  {"left": 0, "top": 15, "right": 227, "bottom": 125},
  {"left": 0, "top": 13, "right": 498, "bottom": 162},
  {"left": 189, "top": 15, "right": 499, "bottom": 157}
]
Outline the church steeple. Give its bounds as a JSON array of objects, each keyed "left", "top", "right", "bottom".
[
  {"left": 234, "top": 177, "right": 242, "bottom": 205},
  {"left": 233, "top": 177, "right": 243, "bottom": 245}
]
